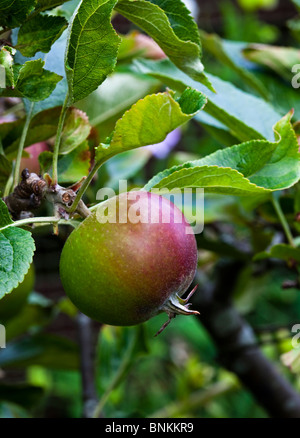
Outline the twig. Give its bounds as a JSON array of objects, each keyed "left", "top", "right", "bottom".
[
  {"left": 12, "top": 102, "right": 34, "bottom": 189},
  {"left": 271, "top": 193, "right": 295, "bottom": 247},
  {"left": 51, "top": 94, "right": 69, "bottom": 185}
]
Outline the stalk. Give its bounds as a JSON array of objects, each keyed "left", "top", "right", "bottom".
[{"left": 12, "top": 102, "right": 34, "bottom": 189}]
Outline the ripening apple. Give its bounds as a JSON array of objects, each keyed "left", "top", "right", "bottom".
[{"left": 59, "top": 191, "right": 198, "bottom": 333}]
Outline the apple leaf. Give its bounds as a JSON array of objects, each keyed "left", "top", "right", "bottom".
[
  {"left": 0, "top": 199, "right": 13, "bottom": 228},
  {"left": 0, "top": 59, "right": 62, "bottom": 102},
  {"left": 60, "top": 108, "right": 91, "bottom": 155},
  {"left": 254, "top": 244, "right": 300, "bottom": 263},
  {"left": 0, "top": 0, "right": 36, "bottom": 28},
  {"left": 0, "top": 155, "right": 12, "bottom": 193},
  {"left": 144, "top": 112, "right": 300, "bottom": 195},
  {"left": 115, "top": 0, "right": 213, "bottom": 90},
  {"left": 200, "top": 31, "right": 269, "bottom": 99},
  {"left": 96, "top": 87, "right": 207, "bottom": 160},
  {"left": 16, "top": 14, "right": 67, "bottom": 57},
  {"left": 0, "top": 201, "right": 35, "bottom": 298},
  {"left": 0, "top": 46, "right": 16, "bottom": 88},
  {"left": 65, "top": 0, "right": 121, "bottom": 104}
]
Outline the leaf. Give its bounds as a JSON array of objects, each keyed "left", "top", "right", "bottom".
[
  {"left": 254, "top": 244, "right": 300, "bottom": 263},
  {"left": 65, "top": 0, "right": 121, "bottom": 104},
  {"left": 192, "top": 112, "right": 300, "bottom": 191},
  {"left": 57, "top": 140, "right": 91, "bottom": 183},
  {"left": 77, "top": 72, "right": 161, "bottom": 142},
  {"left": 200, "top": 31, "right": 269, "bottom": 99},
  {"left": 60, "top": 108, "right": 91, "bottom": 154},
  {"left": 131, "top": 58, "right": 282, "bottom": 142},
  {"left": 35, "top": 0, "right": 71, "bottom": 12},
  {"left": 0, "top": 46, "right": 16, "bottom": 88},
  {"left": 243, "top": 44, "right": 300, "bottom": 82},
  {"left": 144, "top": 112, "right": 300, "bottom": 195},
  {"left": 0, "top": 155, "right": 12, "bottom": 193},
  {"left": 0, "top": 0, "right": 36, "bottom": 28},
  {"left": 16, "top": 14, "right": 67, "bottom": 57},
  {"left": 96, "top": 88, "right": 207, "bottom": 160},
  {"left": 0, "top": 59, "right": 62, "bottom": 102},
  {"left": 21, "top": 31, "right": 69, "bottom": 116},
  {"left": 1, "top": 106, "right": 90, "bottom": 158},
  {"left": 0, "top": 224, "right": 35, "bottom": 299},
  {"left": 0, "top": 199, "right": 13, "bottom": 228},
  {"left": 39, "top": 141, "right": 91, "bottom": 183},
  {"left": 115, "top": 0, "right": 213, "bottom": 90}
]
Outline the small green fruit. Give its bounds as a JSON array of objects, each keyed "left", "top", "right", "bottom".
[
  {"left": 59, "top": 192, "right": 198, "bottom": 333},
  {"left": 0, "top": 265, "right": 35, "bottom": 321}
]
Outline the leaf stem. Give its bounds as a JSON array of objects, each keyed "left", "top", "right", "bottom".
[
  {"left": 271, "top": 193, "right": 295, "bottom": 247},
  {"left": 68, "top": 156, "right": 109, "bottom": 214},
  {"left": 52, "top": 94, "right": 69, "bottom": 185},
  {"left": 0, "top": 216, "right": 61, "bottom": 232},
  {"left": 12, "top": 102, "right": 34, "bottom": 189}
]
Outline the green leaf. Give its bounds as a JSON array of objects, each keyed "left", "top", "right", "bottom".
[
  {"left": 0, "top": 0, "right": 36, "bottom": 28},
  {"left": 16, "top": 14, "right": 67, "bottom": 57},
  {"left": 254, "top": 244, "right": 300, "bottom": 263},
  {"left": 96, "top": 88, "right": 207, "bottom": 161},
  {"left": 60, "top": 108, "right": 91, "bottom": 154},
  {"left": 35, "top": 0, "right": 71, "bottom": 12},
  {"left": 39, "top": 140, "right": 91, "bottom": 183},
  {"left": 192, "top": 112, "right": 300, "bottom": 191},
  {"left": 0, "top": 59, "right": 62, "bottom": 102},
  {"left": 57, "top": 140, "right": 91, "bottom": 183},
  {"left": 0, "top": 155, "right": 12, "bottom": 193},
  {"left": 0, "top": 199, "right": 13, "bottom": 228},
  {"left": 0, "top": 46, "right": 16, "bottom": 88},
  {"left": 200, "top": 31, "right": 269, "bottom": 99},
  {"left": 21, "top": 31, "right": 69, "bottom": 116},
  {"left": 65, "top": 0, "right": 121, "bottom": 104},
  {"left": 115, "top": 0, "right": 213, "bottom": 90},
  {"left": 131, "top": 58, "right": 282, "bottom": 142},
  {"left": 144, "top": 112, "right": 300, "bottom": 195},
  {"left": 76, "top": 72, "right": 161, "bottom": 142},
  {"left": 0, "top": 227, "right": 35, "bottom": 299},
  {"left": 243, "top": 44, "right": 300, "bottom": 82},
  {"left": 1, "top": 105, "right": 90, "bottom": 158}
]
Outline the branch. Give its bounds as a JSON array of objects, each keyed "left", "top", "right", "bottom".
[{"left": 3, "top": 170, "right": 91, "bottom": 223}]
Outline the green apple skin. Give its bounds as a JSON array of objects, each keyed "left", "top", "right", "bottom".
[
  {"left": 0, "top": 265, "right": 35, "bottom": 321},
  {"left": 59, "top": 191, "right": 198, "bottom": 326}
]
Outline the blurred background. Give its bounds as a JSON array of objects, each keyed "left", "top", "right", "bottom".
[{"left": 0, "top": 0, "right": 299, "bottom": 418}]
